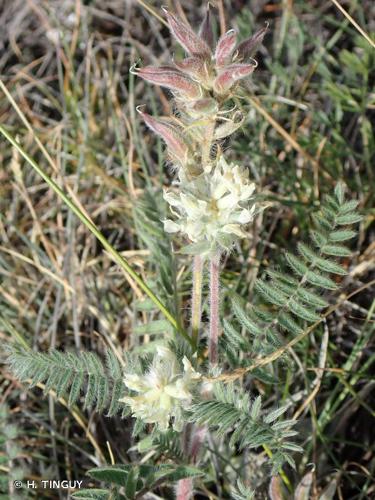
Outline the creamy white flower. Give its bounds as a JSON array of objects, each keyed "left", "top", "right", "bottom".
[
  {"left": 163, "top": 157, "right": 257, "bottom": 255},
  {"left": 120, "top": 347, "right": 201, "bottom": 431},
  {"left": 211, "top": 157, "right": 255, "bottom": 202}
]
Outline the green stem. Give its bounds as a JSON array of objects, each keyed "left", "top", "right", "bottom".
[{"left": 0, "top": 125, "right": 192, "bottom": 347}]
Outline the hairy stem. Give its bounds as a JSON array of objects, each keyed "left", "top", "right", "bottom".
[
  {"left": 191, "top": 255, "right": 204, "bottom": 347},
  {"left": 176, "top": 256, "right": 205, "bottom": 499},
  {"left": 209, "top": 253, "right": 221, "bottom": 365},
  {"left": 176, "top": 477, "right": 193, "bottom": 500}
]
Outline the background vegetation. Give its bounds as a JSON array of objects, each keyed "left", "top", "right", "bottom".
[{"left": 0, "top": 0, "right": 374, "bottom": 498}]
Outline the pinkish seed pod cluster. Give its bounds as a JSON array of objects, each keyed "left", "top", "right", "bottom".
[
  {"left": 157, "top": 7, "right": 264, "bottom": 98},
  {"left": 133, "top": 7, "right": 266, "bottom": 103},
  {"left": 133, "top": 6, "right": 267, "bottom": 256},
  {"left": 132, "top": 6, "right": 267, "bottom": 169}
]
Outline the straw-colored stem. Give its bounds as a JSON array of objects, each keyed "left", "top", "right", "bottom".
[{"left": 209, "top": 253, "right": 220, "bottom": 365}]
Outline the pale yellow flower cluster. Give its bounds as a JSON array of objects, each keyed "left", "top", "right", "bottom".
[
  {"left": 120, "top": 347, "right": 201, "bottom": 431},
  {"left": 163, "top": 157, "right": 257, "bottom": 256}
]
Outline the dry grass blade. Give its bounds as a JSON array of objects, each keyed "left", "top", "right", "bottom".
[{"left": 330, "top": 0, "right": 375, "bottom": 48}]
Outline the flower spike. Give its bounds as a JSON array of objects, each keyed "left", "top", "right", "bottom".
[{"left": 120, "top": 347, "right": 201, "bottom": 431}]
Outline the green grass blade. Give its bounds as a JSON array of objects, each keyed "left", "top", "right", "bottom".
[{"left": 0, "top": 125, "right": 192, "bottom": 346}]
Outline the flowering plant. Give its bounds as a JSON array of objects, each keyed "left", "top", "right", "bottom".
[{"left": 4, "top": 3, "right": 363, "bottom": 500}]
